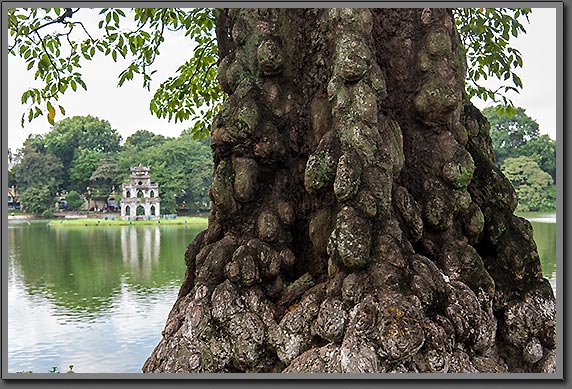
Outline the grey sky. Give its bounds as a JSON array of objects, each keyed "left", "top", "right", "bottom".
[
  {"left": 471, "top": 7, "right": 557, "bottom": 138},
  {"left": 7, "top": 7, "right": 558, "bottom": 152}
]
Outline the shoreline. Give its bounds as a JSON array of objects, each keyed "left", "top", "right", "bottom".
[
  {"left": 8, "top": 215, "right": 209, "bottom": 227},
  {"left": 8, "top": 211, "right": 555, "bottom": 226},
  {"left": 47, "top": 216, "right": 208, "bottom": 227}
]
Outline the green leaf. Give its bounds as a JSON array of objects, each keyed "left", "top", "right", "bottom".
[
  {"left": 512, "top": 73, "right": 523, "bottom": 88},
  {"left": 516, "top": 55, "right": 523, "bottom": 67}
]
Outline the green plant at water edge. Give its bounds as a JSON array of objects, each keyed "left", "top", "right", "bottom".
[
  {"left": 41, "top": 207, "right": 56, "bottom": 218},
  {"left": 49, "top": 364, "right": 75, "bottom": 373},
  {"left": 20, "top": 186, "right": 54, "bottom": 215}
]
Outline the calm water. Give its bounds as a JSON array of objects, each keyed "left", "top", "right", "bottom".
[
  {"left": 7, "top": 221, "right": 201, "bottom": 373},
  {"left": 528, "top": 215, "right": 557, "bottom": 295},
  {"left": 7, "top": 214, "right": 557, "bottom": 373}
]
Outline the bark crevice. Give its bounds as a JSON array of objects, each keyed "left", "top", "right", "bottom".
[{"left": 143, "top": 8, "right": 555, "bottom": 374}]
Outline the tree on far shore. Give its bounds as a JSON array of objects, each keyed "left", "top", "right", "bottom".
[
  {"left": 483, "top": 106, "right": 556, "bottom": 182},
  {"left": 65, "top": 190, "right": 85, "bottom": 211},
  {"left": 501, "top": 156, "right": 556, "bottom": 212}
]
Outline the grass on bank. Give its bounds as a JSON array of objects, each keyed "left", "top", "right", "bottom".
[{"left": 47, "top": 216, "right": 208, "bottom": 227}]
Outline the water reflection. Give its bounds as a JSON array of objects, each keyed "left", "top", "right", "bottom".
[
  {"left": 120, "top": 226, "right": 161, "bottom": 281},
  {"left": 528, "top": 219, "right": 557, "bottom": 296},
  {"left": 7, "top": 222, "right": 201, "bottom": 319},
  {"left": 8, "top": 223, "right": 120, "bottom": 319},
  {"left": 8, "top": 221, "right": 203, "bottom": 372}
]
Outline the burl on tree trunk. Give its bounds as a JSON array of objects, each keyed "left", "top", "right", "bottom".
[{"left": 143, "top": 8, "right": 555, "bottom": 373}]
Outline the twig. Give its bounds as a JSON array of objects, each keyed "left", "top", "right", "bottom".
[
  {"left": 75, "top": 21, "right": 96, "bottom": 42},
  {"left": 31, "top": 8, "right": 77, "bottom": 34},
  {"left": 33, "top": 30, "right": 61, "bottom": 99},
  {"left": 200, "top": 62, "right": 217, "bottom": 87},
  {"left": 189, "top": 38, "right": 215, "bottom": 85}
]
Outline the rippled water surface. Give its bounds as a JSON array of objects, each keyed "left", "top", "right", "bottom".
[{"left": 7, "top": 214, "right": 556, "bottom": 373}]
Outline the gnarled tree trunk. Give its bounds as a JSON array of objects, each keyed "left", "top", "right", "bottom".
[{"left": 143, "top": 8, "right": 555, "bottom": 373}]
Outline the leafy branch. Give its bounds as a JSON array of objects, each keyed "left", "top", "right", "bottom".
[
  {"left": 453, "top": 7, "right": 532, "bottom": 116},
  {"left": 8, "top": 7, "right": 221, "bottom": 135}
]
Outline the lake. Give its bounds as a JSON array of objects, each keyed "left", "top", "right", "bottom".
[
  {"left": 7, "top": 221, "right": 197, "bottom": 373},
  {"left": 6, "top": 214, "right": 557, "bottom": 373}
]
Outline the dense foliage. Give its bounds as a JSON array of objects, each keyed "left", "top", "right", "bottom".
[
  {"left": 501, "top": 156, "right": 556, "bottom": 212},
  {"left": 483, "top": 106, "right": 556, "bottom": 211},
  {"left": 10, "top": 115, "right": 213, "bottom": 215},
  {"left": 19, "top": 185, "right": 54, "bottom": 215},
  {"left": 520, "top": 134, "right": 556, "bottom": 182},
  {"left": 12, "top": 145, "right": 64, "bottom": 192},
  {"left": 123, "top": 129, "right": 167, "bottom": 150}
]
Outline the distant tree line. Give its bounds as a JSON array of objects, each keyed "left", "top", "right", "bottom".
[
  {"left": 483, "top": 106, "right": 556, "bottom": 212},
  {"left": 10, "top": 109, "right": 555, "bottom": 215},
  {"left": 8, "top": 115, "right": 213, "bottom": 216}
]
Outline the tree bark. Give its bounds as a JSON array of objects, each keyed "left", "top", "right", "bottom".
[{"left": 143, "top": 8, "right": 555, "bottom": 373}]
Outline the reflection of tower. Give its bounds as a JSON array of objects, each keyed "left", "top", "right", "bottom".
[
  {"left": 120, "top": 227, "right": 161, "bottom": 280},
  {"left": 120, "top": 166, "right": 160, "bottom": 220},
  {"left": 153, "top": 226, "right": 160, "bottom": 266}
]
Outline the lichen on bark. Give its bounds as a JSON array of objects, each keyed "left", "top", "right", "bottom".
[{"left": 143, "top": 8, "right": 556, "bottom": 374}]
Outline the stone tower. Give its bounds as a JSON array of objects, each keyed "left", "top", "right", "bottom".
[{"left": 120, "top": 166, "right": 160, "bottom": 220}]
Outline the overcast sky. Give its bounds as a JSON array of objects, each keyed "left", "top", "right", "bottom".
[
  {"left": 471, "top": 7, "right": 557, "bottom": 138},
  {"left": 7, "top": 7, "right": 558, "bottom": 152}
]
